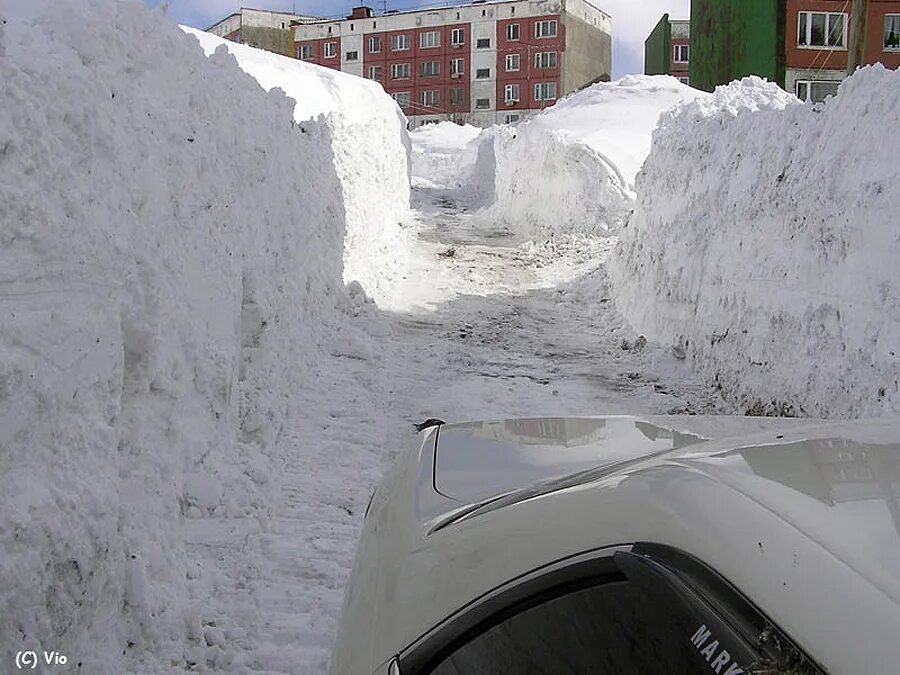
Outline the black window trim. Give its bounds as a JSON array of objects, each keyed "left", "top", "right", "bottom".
[{"left": 395, "top": 543, "right": 826, "bottom": 675}]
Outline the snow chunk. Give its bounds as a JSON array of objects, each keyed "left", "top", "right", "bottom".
[{"left": 610, "top": 67, "right": 900, "bottom": 418}]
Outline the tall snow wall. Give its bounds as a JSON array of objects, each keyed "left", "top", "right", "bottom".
[
  {"left": 184, "top": 28, "right": 412, "bottom": 305},
  {"left": 610, "top": 70, "right": 900, "bottom": 418},
  {"left": 472, "top": 76, "right": 706, "bottom": 240},
  {"left": 0, "top": 1, "right": 370, "bottom": 671}
]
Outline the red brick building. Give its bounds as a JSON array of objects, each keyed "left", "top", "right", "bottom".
[{"left": 292, "top": 1, "right": 612, "bottom": 128}]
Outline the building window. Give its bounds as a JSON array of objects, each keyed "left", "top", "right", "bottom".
[
  {"left": 505, "top": 113, "right": 521, "bottom": 124},
  {"left": 449, "top": 87, "right": 465, "bottom": 106},
  {"left": 534, "top": 51, "right": 558, "bottom": 69},
  {"left": 534, "top": 81, "right": 558, "bottom": 101},
  {"left": 535, "top": 20, "right": 558, "bottom": 39},
  {"left": 369, "top": 36, "right": 382, "bottom": 53},
  {"left": 506, "top": 53, "right": 521, "bottom": 71},
  {"left": 421, "top": 90, "right": 440, "bottom": 108},
  {"left": 678, "top": 76, "right": 690, "bottom": 85},
  {"left": 324, "top": 42, "right": 337, "bottom": 58},
  {"left": 476, "top": 37, "right": 491, "bottom": 48},
  {"left": 420, "top": 60, "right": 441, "bottom": 77},
  {"left": 420, "top": 30, "right": 441, "bottom": 48},
  {"left": 368, "top": 65, "right": 382, "bottom": 81},
  {"left": 345, "top": 50, "right": 359, "bottom": 61},
  {"left": 476, "top": 68, "right": 491, "bottom": 79},
  {"left": 504, "top": 83, "right": 520, "bottom": 103},
  {"left": 451, "top": 58, "right": 465, "bottom": 76},
  {"left": 451, "top": 28, "right": 465, "bottom": 45},
  {"left": 795, "top": 79, "right": 839, "bottom": 103},
  {"left": 674, "top": 44, "right": 689, "bottom": 63},
  {"left": 798, "top": 12, "right": 846, "bottom": 48},
  {"left": 506, "top": 23, "right": 520, "bottom": 41},
  {"left": 298, "top": 44, "right": 312, "bottom": 60},
  {"left": 885, "top": 15, "right": 900, "bottom": 50},
  {"left": 391, "top": 34, "right": 411, "bottom": 51},
  {"left": 475, "top": 97, "right": 491, "bottom": 109},
  {"left": 392, "top": 92, "right": 411, "bottom": 109},
  {"left": 391, "top": 63, "right": 411, "bottom": 79}
]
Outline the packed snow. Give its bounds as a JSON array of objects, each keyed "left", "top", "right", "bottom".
[
  {"left": 470, "top": 76, "right": 707, "bottom": 238},
  {"left": 610, "top": 70, "right": 900, "bottom": 417},
  {"left": 183, "top": 27, "right": 412, "bottom": 305}
]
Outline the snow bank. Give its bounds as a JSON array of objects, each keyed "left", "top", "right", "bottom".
[
  {"left": 183, "top": 27, "right": 412, "bottom": 304},
  {"left": 610, "top": 70, "right": 900, "bottom": 418},
  {"left": 410, "top": 121, "right": 482, "bottom": 191},
  {"left": 476, "top": 76, "right": 706, "bottom": 239},
  {"left": 0, "top": 0, "right": 371, "bottom": 670}
]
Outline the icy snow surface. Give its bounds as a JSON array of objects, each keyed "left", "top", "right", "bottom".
[
  {"left": 183, "top": 27, "right": 412, "bottom": 305},
  {"left": 471, "top": 76, "right": 707, "bottom": 239},
  {"left": 610, "top": 71, "right": 900, "bottom": 417}
]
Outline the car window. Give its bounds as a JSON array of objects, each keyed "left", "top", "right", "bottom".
[{"left": 404, "top": 545, "right": 823, "bottom": 675}]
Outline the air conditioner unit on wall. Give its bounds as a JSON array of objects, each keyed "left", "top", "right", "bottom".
[{"left": 451, "top": 73, "right": 460, "bottom": 78}]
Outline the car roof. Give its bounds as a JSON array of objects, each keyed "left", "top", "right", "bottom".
[{"left": 333, "top": 416, "right": 900, "bottom": 675}]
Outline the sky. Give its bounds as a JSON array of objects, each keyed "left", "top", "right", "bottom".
[{"left": 145, "top": 0, "right": 690, "bottom": 78}]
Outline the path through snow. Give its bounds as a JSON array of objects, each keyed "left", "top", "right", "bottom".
[{"left": 182, "top": 187, "right": 727, "bottom": 673}]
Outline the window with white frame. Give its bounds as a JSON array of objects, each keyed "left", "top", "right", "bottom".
[
  {"left": 505, "top": 113, "right": 521, "bottom": 124},
  {"left": 506, "top": 53, "right": 520, "bottom": 71},
  {"left": 476, "top": 37, "right": 491, "bottom": 48},
  {"left": 391, "top": 34, "right": 411, "bottom": 51},
  {"left": 298, "top": 44, "right": 312, "bottom": 60},
  {"left": 451, "top": 58, "right": 465, "bottom": 75},
  {"left": 798, "top": 12, "right": 846, "bottom": 48},
  {"left": 392, "top": 91, "right": 411, "bottom": 108},
  {"left": 534, "top": 51, "right": 558, "bottom": 69},
  {"left": 506, "top": 23, "right": 520, "bottom": 40},
  {"left": 504, "top": 84, "right": 520, "bottom": 102},
  {"left": 345, "top": 50, "right": 359, "bottom": 61},
  {"left": 535, "top": 20, "right": 558, "bottom": 38},
  {"left": 795, "top": 79, "right": 839, "bottom": 103},
  {"left": 674, "top": 44, "right": 689, "bottom": 63},
  {"left": 534, "top": 81, "right": 558, "bottom": 101},
  {"left": 324, "top": 42, "right": 337, "bottom": 58},
  {"left": 885, "top": 15, "right": 900, "bottom": 49},
  {"left": 390, "top": 63, "right": 411, "bottom": 79},
  {"left": 678, "top": 76, "right": 690, "bottom": 85},
  {"left": 475, "top": 97, "right": 491, "bottom": 109},
  {"left": 476, "top": 68, "right": 491, "bottom": 79},
  {"left": 420, "top": 60, "right": 440, "bottom": 77},
  {"left": 421, "top": 90, "right": 440, "bottom": 108},
  {"left": 368, "top": 36, "right": 382, "bottom": 53},
  {"left": 451, "top": 27, "right": 465, "bottom": 45},
  {"left": 420, "top": 30, "right": 441, "bottom": 48},
  {"left": 367, "top": 65, "right": 382, "bottom": 81}
]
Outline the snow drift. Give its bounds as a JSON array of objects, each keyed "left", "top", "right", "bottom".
[
  {"left": 0, "top": 0, "right": 375, "bottom": 670},
  {"left": 610, "top": 70, "right": 900, "bottom": 418},
  {"left": 409, "top": 121, "right": 483, "bottom": 191},
  {"left": 474, "top": 76, "right": 706, "bottom": 239},
  {"left": 184, "top": 27, "right": 412, "bottom": 304}
]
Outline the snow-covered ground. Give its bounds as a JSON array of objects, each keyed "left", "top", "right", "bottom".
[
  {"left": 5, "top": 0, "right": 899, "bottom": 672},
  {"left": 610, "top": 70, "right": 900, "bottom": 418}
]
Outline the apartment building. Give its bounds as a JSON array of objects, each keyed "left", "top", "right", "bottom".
[
  {"left": 292, "top": 1, "right": 612, "bottom": 128},
  {"left": 644, "top": 14, "right": 691, "bottom": 84},
  {"left": 690, "top": 0, "right": 900, "bottom": 101},
  {"left": 207, "top": 7, "right": 314, "bottom": 57}
]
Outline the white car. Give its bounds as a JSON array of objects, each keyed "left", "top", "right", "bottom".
[{"left": 331, "top": 416, "right": 900, "bottom": 674}]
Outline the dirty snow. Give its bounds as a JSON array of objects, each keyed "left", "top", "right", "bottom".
[{"left": 610, "top": 70, "right": 900, "bottom": 417}]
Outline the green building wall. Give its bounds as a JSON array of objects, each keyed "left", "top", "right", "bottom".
[
  {"left": 645, "top": 14, "right": 673, "bottom": 75},
  {"left": 689, "top": 0, "right": 786, "bottom": 92}
]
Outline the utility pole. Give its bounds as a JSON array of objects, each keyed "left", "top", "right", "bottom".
[{"left": 847, "top": 0, "right": 868, "bottom": 75}]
